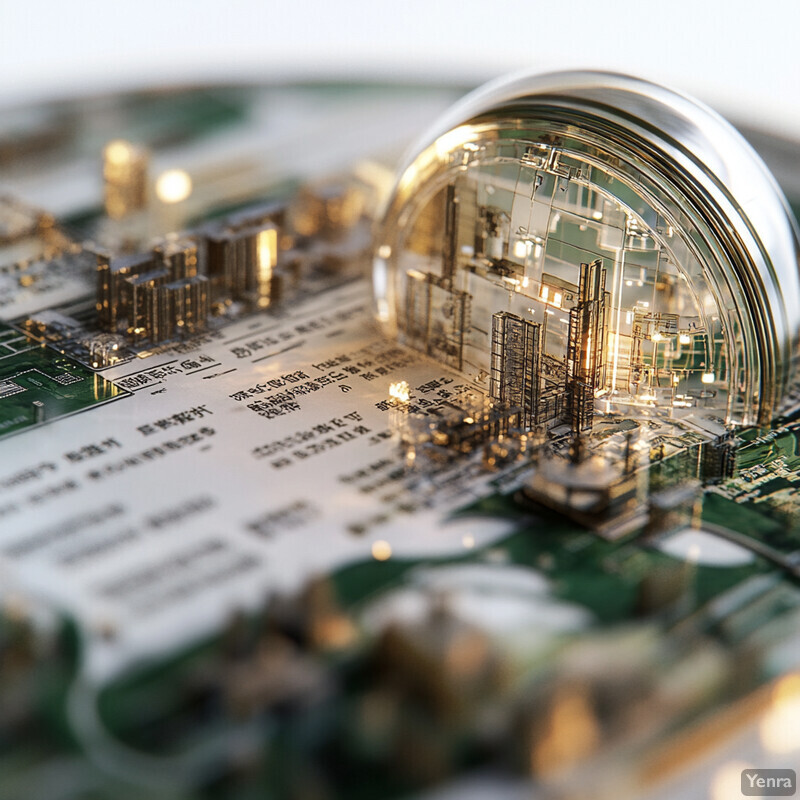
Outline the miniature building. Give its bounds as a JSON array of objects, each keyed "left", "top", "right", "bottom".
[
  {"left": 96, "top": 238, "right": 210, "bottom": 346},
  {"left": 96, "top": 214, "right": 281, "bottom": 347},
  {"left": 490, "top": 311, "right": 540, "bottom": 428}
]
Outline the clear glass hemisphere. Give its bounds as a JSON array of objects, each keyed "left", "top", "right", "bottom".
[{"left": 373, "top": 71, "right": 800, "bottom": 428}]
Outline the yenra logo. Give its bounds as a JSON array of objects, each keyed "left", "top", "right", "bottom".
[{"left": 741, "top": 769, "right": 797, "bottom": 796}]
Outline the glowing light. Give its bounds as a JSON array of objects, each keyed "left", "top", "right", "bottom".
[
  {"left": 539, "top": 284, "right": 564, "bottom": 309},
  {"left": 673, "top": 374, "right": 680, "bottom": 384},
  {"left": 155, "top": 169, "right": 192, "bottom": 204},
  {"left": 462, "top": 535, "right": 475, "bottom": 549},
  {"left": 104, "top": 139, "right": 135, "bottom": 166},
  {"left": 389, "top": 381, "right": 410, "bottom": 403},
  {"left": 711, "top": 762, "right": 753, "bottom": 800},
  {"left": 679, "top": 333, "right": 692, "bottom": 345},
  {"left": 592, "top": 210, "right": 603, "bottom": 220},
  {"left": 257, "top": 227, "right": 277, "bottom": 279},
  {"left": 434, "top": 125, "right": 478, "bottom": 159},
  {"left": 760, "top": 673, "right": 800, "bottom": 753},
  {"left": 371, "top": 540, "right": 392, "bottom": 561},
  {"left": 521, "top": 276, "right": 529, "bottom": 288},
  {"left": 103, "top": 139, "right": 147, "bottom": 218},
  {"left": 701, "top": 371, "right": 716, "bottom": 384},
  {"left": 377, "top": 244, "right": 392, "bottom": 259},
  {"left": 513, "top": 240, "right": 528, "bottom": 259},
  {"left": 398, "top": 161, "right": 419, "bottom": 193},
  {"left": 463, "top": 416, "right": 475, "bottom": 424},
  {"left": 651, "top": 332, "right": 663, "bottom": 342}
]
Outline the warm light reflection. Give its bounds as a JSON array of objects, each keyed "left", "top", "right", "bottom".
[
  {"left": 104, "top": 139, "right": 136, "bottom": 165},
  {"left": 389, "top": 381, "right": 410, "bottom": 403},
  {"left": 760, "top": 673, "right": 800, "bottom": 753},
  {"left": 434, "top": 125, "right": 478, "bottom": 159},
  {"left": 371, "top": 540, "right": 392, "bottom": 561},
  {"left": 257, "top": 227, "right": 277, "bottom": 280},
  {"left": 710, "top": 761, "right": 753, "bottom": 800},
  {"left": 155, "top": 169, "right": 193, "bottom": 204}
]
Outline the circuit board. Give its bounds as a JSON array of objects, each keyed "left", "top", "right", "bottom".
[{"left": 1, "top": 80, "right": 800, "bottom": 800}]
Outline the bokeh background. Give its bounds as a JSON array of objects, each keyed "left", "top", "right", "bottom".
[{"left": 2, "top": 0, "right": 800, "bottom": 136}]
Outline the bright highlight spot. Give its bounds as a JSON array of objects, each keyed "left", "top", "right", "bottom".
[
  {"left": 257, "top": 227, "right": 277, "bottom": 277},
  {"left": 760, "top": 673, "right": 800, "bottom": 753},
  {"left": 372, "top": 540, "right": 392, "bottom": 561},
  {"left": 156, "top": 169, "right": 193, "bottom": 204},
  {"left": 389, "top": 380, "right": 410, "bottom": 403},
  {"left": 376, "top": 298, "right": 390, "bottom": 323},
  {"left": 711, "top": 762, "right": 753, "bottom": 800},
  {"left": 434, "top": 125, "right": 478, "bottom": 159},
  {"left": 104, "top": 139, "right": 136, "bottom": 165}
]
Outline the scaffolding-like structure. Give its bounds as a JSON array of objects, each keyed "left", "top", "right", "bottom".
[
  {"left": 490, "top": 311, "right": 541, "bottom": 428},
  {"left": 567, "top": 259, "right": 608, "bottom": 432}
]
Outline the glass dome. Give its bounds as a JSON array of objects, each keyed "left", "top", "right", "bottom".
[{"left": 373, "top": 70, "right": 800, "bottom": 431}]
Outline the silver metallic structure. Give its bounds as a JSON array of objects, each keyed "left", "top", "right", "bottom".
[{"left": 374, "top": 70, "right": 800, "bottom": 427}]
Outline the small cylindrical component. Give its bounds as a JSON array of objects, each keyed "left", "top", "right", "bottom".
[{"left": 103, "top": 139, "right": 148, "bottom": 220}]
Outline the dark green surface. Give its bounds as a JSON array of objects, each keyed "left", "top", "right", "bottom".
[
  {"left": 0, "top": 327, "right": 122, "bottom": 438},
  {"left": 2, "top": 82, "right": 800, "bottom": 800}
]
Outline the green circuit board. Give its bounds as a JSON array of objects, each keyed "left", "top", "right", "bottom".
[
  {"left": 0, "top": 326, "right": 122, "bottom": 438},
  {"left": 1, "top": 80, "right": 800, "bottom": 800}
]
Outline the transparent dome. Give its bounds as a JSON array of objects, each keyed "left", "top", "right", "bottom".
[{"left": 373, "top": 71, "right": 800, "bottom": 431}]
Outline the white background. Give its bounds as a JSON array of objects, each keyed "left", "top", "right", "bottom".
[{"left": 1, "top": 0, "right": 799, "bottom": 135}]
